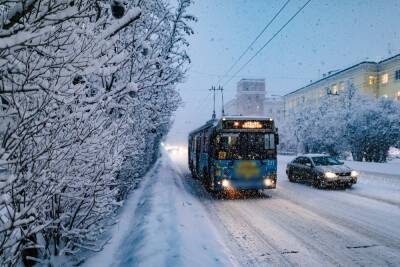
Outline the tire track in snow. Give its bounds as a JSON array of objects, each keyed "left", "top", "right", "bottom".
[
  {"left": 181, "top": 164, "right": 400, "bottom": 266},
  {"left": 276, "top": 182, "right": 400, "bottom": 252},
  {"left": 182, "top": 178, "right": 317, "bottom": 266},
  {"left": 212, "top": 201, "right": 297, "bottom": 266},
  {"left": 253, "top": 196, "right": 400, "bottom": 266}
]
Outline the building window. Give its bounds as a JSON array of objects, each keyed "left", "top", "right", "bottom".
[
  {"left": 381, "top": 73, "right": 389, "bottom": 84},
  {"left": 330, "top": 84, "right": 338, "bottom": 95},
  {"left": 368, "top": 75, "right": 377, "bottom": 85},
  {"left": 396, "top": 70, "right": 400, "bottom": 81},
  {"left": 339, "top": 81, "right": 345, "bottom": 91}
]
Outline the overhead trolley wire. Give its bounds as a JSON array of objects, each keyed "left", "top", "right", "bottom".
[
  {"left": 217, "top": 0, "right": 292, "bottom": 85},
  {"left": 192, "top": 90, "right": 213, "bottom": 115},
  {"left": 222, "top": 0, "right": 313, "bottom": 88}
]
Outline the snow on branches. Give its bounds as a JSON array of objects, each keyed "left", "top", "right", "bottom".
[
  {"left": 280, "top": 86, "right": 400, "bottom": 162},
  {"left": 0, "top": 0, "right": 194, "bottom": 266}
]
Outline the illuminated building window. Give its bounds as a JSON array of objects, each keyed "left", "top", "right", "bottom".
[
  {"left": 381, "top": 73, "right": 389, "bottom": 84},
  {"left": 396, "top": 70, "right": 400, "bottom": 81},
  {"left": 368, "top": 75, "right": 377, "bottom": 85},
  {"left": 331, "top": 84, "right": 338, "bottom": 94}
]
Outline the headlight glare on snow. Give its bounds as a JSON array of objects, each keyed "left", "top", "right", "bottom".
[
  {"left": 324, "top": 172, "right": 337, "bottom": 179},
  {"left": 351, "top": 170, "right": 358, "bottom": 177}
]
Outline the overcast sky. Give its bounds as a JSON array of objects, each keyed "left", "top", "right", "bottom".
[{"left": 167, "top": 0, "right": 400, "bottom": 144}]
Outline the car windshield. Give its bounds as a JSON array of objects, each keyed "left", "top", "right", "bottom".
[{"left": 312, "top": 156, "right": 341, "bottom": 166}]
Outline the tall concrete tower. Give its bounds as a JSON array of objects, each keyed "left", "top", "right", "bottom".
[{"left": 236, "top": 79, "right": 266, "bottom": 116}]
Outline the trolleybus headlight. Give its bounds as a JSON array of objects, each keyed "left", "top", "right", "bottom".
[
  {"left": 221, "top": 179, "right": 230, "bottom": 188},
  {"left": 264, "top": 178, "right": 274, "bottom": 187},
  {"left": 324, "top": 172, "right": 337, "bottom": 179},
  {"left": 350, "top": 170, "right": 358, "bottom": 177}
]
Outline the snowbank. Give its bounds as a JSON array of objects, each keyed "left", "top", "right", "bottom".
[
  {"left": 84, "top": 150, "right": 235, "bottom": 267},
  {"left": 344, "top": 160, "right": 400, "bottom": 176}
]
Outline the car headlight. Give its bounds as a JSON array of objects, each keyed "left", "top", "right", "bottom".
[
  {"left": 351, "top": 170, "right": 358, "bottom": 177},
  {"left": 264, "top": 178, "right": 274, "bottom": 187},
  {"left": 324, "top": 172, "right": 337, "bottom": 179},
  {"left": 221, "top": 179, "right": 230, "bottom": 188}
]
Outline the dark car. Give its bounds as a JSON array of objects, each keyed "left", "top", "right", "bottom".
[{"left": 286, "top": 154, "right": 358, "bottom": 188}]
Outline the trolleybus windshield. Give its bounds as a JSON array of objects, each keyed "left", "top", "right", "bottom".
[{"left": 215, "top": 132, "right": 276, "bottom": 160}]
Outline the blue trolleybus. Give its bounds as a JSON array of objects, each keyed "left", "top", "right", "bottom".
[{"left": 188, "top": 116, "right": 279, "bottom": 192}]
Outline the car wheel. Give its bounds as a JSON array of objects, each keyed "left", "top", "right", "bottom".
[
  {"left": 288, "top": 171, "right": 295, "bottom": 182},
  {"left": 313, "top": 176, "right": 322, "bottom": 188}
]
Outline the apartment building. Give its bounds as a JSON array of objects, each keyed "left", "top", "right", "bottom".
[
  {"left": 284, "top": 53, "right": 400, "bottom": 117},
  {"left": 264, "top": 95, "right": 284, "bottom": 124}
]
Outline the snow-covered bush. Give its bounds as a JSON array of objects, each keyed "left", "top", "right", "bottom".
[
  {"left": 0, "top": 0, "right": 194, "bottom": 266},
  {"left": 281, "top": 86, "right": 400, "bottom": 162}
]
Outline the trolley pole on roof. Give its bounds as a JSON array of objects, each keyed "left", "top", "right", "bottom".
[
  {"left": 209, "top": 86, "right": 224, "bottom": 119},
  {"left": 209, "top": 86, "right": 216, "bottom": 119},
  {"left": 219, "top": 85, "right": 225, "bottom": 116}
]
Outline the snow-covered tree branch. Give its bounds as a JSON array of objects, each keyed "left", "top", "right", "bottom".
[
  {"left": 280, "top": 86, "right": 400, "bottom": 162},
  {"left": 0, "top": 0, "right": 194, "bottom": 265}
]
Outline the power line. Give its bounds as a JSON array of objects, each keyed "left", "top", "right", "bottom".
[
  {"left": 191, "top": 70, "right": 314, "bottom": 81},
  {"left": 217, "top": 0, "right": 291, "bottom": 85},
  {"left": 223, "top": 0, "right": 313, "bottom": 88},
  {"left": 192, "top": 91, "right": 212, "bottom": 114}
]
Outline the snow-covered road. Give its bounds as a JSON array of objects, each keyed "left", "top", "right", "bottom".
[
  {"left": 85, "top": 150, "right": 400, "bottom": 267},
  {"left": 201, "top": 156, "right": 400, "bottom": 266}
]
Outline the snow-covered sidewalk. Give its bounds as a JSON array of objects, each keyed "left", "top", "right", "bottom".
[{"left": 84, "top": 151, "right": 235, "bottom": 267}]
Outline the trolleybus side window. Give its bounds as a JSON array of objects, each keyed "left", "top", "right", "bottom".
[
  {"left": 201, "top": 132, "right": 206, "bottom": 152},
  {"left": 195, "top": 135, "right": 201, "bottom": 152}
]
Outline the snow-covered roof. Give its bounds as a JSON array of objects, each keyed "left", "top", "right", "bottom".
[
  {"left": 285, "top": 53, "right": 400, "bottom": 97},
  {"left": 188, "top": 118, "right": 218, "bottom": 136},
  {"left": 238, "top": 78, "right": 265, "bottom": 83}
]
